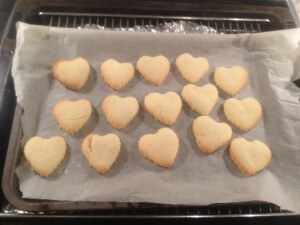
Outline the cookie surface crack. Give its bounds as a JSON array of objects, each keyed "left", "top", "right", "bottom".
[
  {"left": 158, "top": 97, "right": 166, "bottom": 119},
  {"left": 67, "top": 115, "right": 88, "bottom": 121}
]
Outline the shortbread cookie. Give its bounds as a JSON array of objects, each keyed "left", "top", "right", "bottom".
[
  {"left": 193, "top": 116, "right": 232, "bottom": 154},
  {"left": 144, "top": 91, "right": 182, "bottom": 125},
  {"left": 52, "top": 57, "right": 90, "bottom": 90},
  {"left": 53, "top": 99, "right": 92, "bottom": 135},
  {"left": 102, "top": 95, "right": 139, "bottom": 129},
  {"left": 230, "top": 138, "right": 272, "bottom": 176},
  {"left": 214, "top": 66, "right": 248, "bottom": 96},
  {"left": 176, "top": 53, "right": 209, "bottom": 83},
  {"left": 100, "top": 59, "right": 134, "bottom": 90},
  {"left": 137, "top": 55, "right": 170, "bottom": 85},
  {"left": 181, "top": 83, "right": 218, "bottom": 115},
  {"left": 24, "top": 136, "right": 67, "bottom": 177},
  {"left": 82, "top": 133, "right": 121, "bottom": 174},
  {"left": 138, "top": 128, "right": 179, "bottom": 168},
  {"left": 224, "top": 97, "right": 262, "bottom": 132}
]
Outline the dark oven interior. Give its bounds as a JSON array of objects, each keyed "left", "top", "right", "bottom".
[{"left": 0, "top": 0, "right": 299, "bottom": 219}]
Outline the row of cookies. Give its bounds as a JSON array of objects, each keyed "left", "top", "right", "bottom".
[
  {"left": 53, "top": 81, "right": 262, "bottom": 132},
  {"left": 24, "top": 118, "right": 271, "bottom": 178},
  {"left": 52, "top": 54, "right": 248, "bottom": 96},
  {"left": 52, "top": 87, "right": 262, "bottom": 134},
  {"left": 24, "top": 128, "right": 177, "bottom": 176}
]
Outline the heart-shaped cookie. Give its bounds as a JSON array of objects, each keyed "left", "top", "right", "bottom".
[
  {"left": 52, "top": 57, "right": 90, "bottom": 90},
  {"left": 214, "top": 66, "right": 248, "bottom": 96},
  {"left": 82, "top": 133, "right": 121, "bottom": 174},
  {"left": 102, "top": 95, "right": 139, "bottom": 129},
  {"left": 176, "top": 53, "right": 209, "bottom": 83},
  {"left": 144, "top": 91, "right": 182, "bottom": 125},
  {"left": 181, "top": 84, "right": 218, "bottom": 115},
  {"left": 24, "top": 136, "right": 67, "bottom": 177},
  {"left": 193, "top": 116, "right": 232, "bottom": 154},
  {"left": 100, "top": 59, "right": 134, "bottom": 90},
  {"left": 137, "top": 55, "right": 170, "bottom": 85},
  {"left": 224, "top": 97, "right": 262, "bottom": 132},
  {"left": 138, "top": 128, "right": 179, "bottom": 168},
  {"left": 230, "top": 138, "right": 272, "bottom": 176},
  {"left": 53, "top": 99, "right": 92, "bottom": 135}
]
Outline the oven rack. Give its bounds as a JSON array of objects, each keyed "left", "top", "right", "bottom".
[{"left": 38, "top": 11, "right": 273, "bottom": 33}]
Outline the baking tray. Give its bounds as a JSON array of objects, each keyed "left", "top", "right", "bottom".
[{"left": 1, "top": 0, "right": 299, "bottom": 216}]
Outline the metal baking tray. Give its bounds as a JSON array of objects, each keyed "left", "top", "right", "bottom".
[{"left": 1, "top": 0, "right": 299, "bottom": 217}]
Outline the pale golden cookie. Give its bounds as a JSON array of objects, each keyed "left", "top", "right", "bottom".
[
  {"left": 53, "top": 99, "right": 92, "bottom": 135},
  {"left": 224, "top": 97, "right": 262, "bottom": 132},
  {"left": 214, "top": 66, "right": 248, "bottom": 96},
  {"left": 230, "top": 138, "right": 272, "bottom": 176},
  {"left": 138, "top": 128, "right": 179, "bottom": 168},
  {"left": 137, "top": 55, "right": 170, "bottom": 85},
  {"left": 181, "top": 83, "right": 218, "bottom": 115},
  {"left": 24, "top": 136, "right": 67, "bottom": 177},
  {"left": 193, "top": 116, "right": 232, "bottom": 154},
  {"left": 52, "top": 57, "right": 90, "bottom": 90},
  {"left": 102, "top": 95, "right": 139, "bottom": 129},
  {"left": 100, "top": 59, "right": 134, "bottom": 90},
  {"left": 144, "top": 91, "right": 182, "bottom": 125},
  {"left": 176, "top": 53, "right": 209, "bottom": 83},
  {"left": 82, "top": 133, "right": 121, "bottom": 174}
]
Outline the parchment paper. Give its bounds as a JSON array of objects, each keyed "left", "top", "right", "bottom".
[{"left": 12, "top": 22, "right": 300, "bottom": 211}]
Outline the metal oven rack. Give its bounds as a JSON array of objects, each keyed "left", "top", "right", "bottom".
[
  {"left": 39, "top": 11, "right": 270, "bottom": 33},
  {"left": 0, "top": 0, "right": 299, "bottom": 219}
]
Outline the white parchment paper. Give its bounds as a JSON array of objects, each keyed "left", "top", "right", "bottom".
[{"left": 12, "top": 22, "right": 300, "bottom": 211}]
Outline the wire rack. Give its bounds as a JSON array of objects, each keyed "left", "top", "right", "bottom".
[{"left": 38, "top": 12, "right": 273, "bottom": 33}]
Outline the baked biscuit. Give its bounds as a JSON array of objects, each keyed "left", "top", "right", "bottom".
[
  {"left": 102, "top": 95, "right": 139, "bottom": 129},
  {"left": 230, "top": 138, "right": 272, "bottom": 176},
  {"left": 144, "top": 91, "right": 182, "bottom": 125},
  {"left": 193, "top": 116, "right": 232, "bottom": 154},
  {"left": 82, "top": 133, "right": 121, "bottom": 174},
  {"left": 181, "top": 83, "right": 218, "bottom": 115},
  {"left": 138, "top": 128, "right": 179, "bottom": 168},
  {"left": 24, "top": 136, "right": 67, "bottom": 177},
  {"left": 100, "top": 59, "right": 134, "bottom": 90},
  {"left": 224, "top": 97, "right": 262, "bottom": 132},
  {"left": 214, "top": 66, "right": 248, "bottom": 96},
  {"left": 52, "top": 57, "right": 90, "bottom": 90},
  {"left": 176, "top": 53, "right": 209, "bottom": 83},
  {"left": 53, "top": 99, "right": 92, "bottom": 135},
  {"left": 137, "top": 55, "right": 170, "bottom": 85}
]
